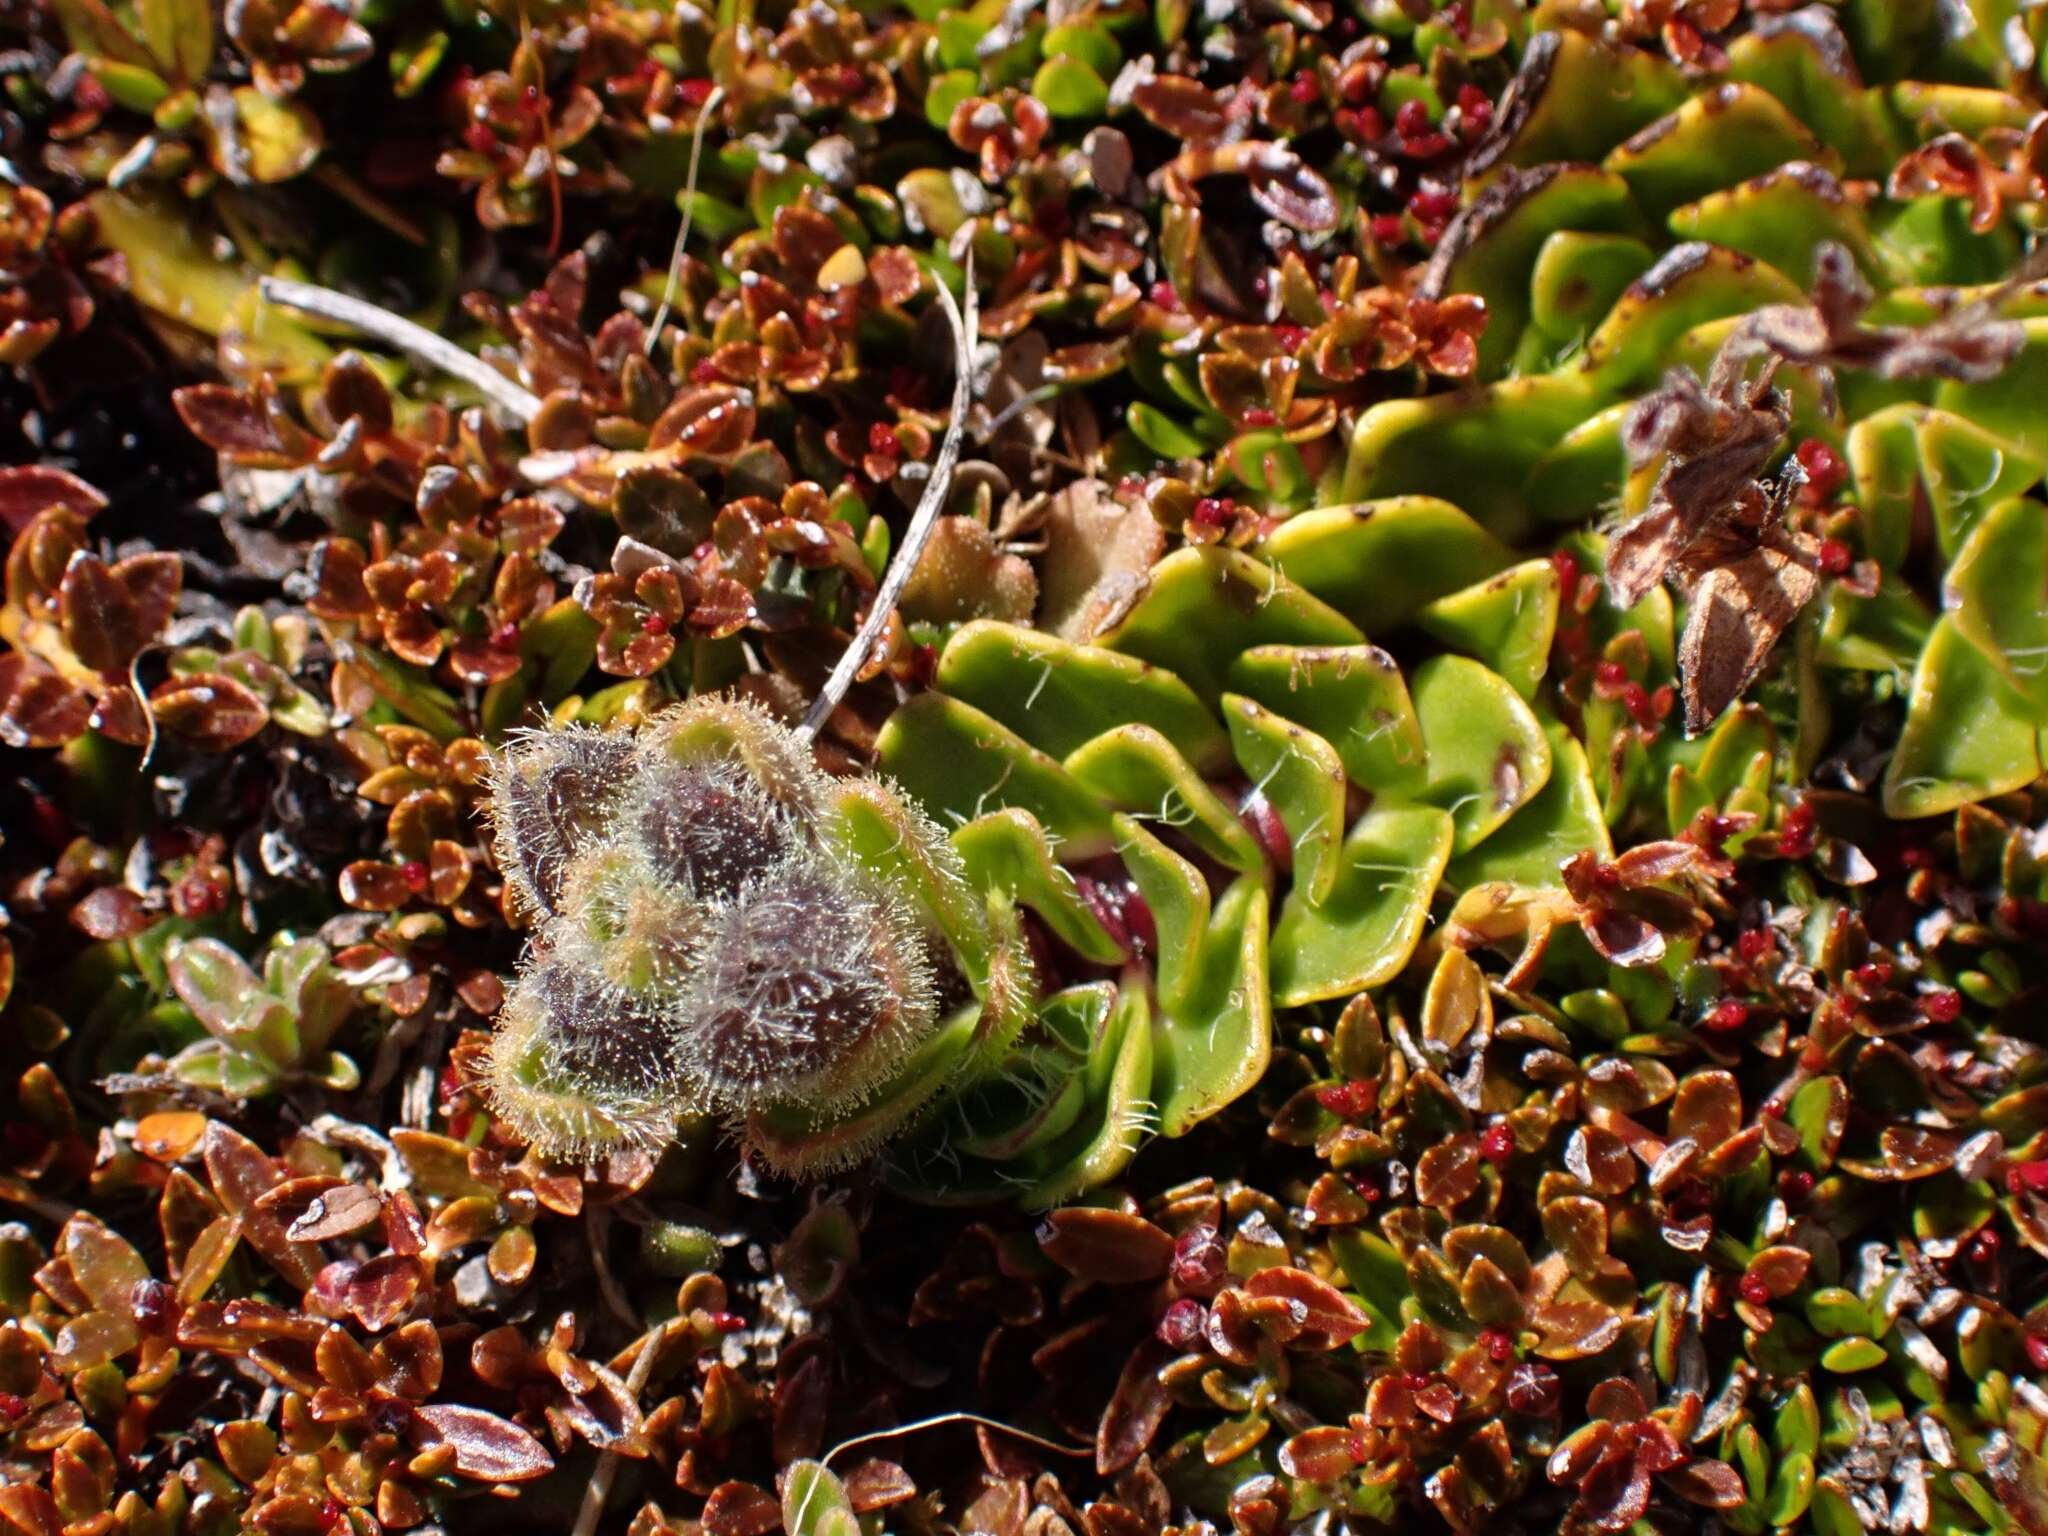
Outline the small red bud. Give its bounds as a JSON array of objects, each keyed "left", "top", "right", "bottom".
[
  {"left": 1738, "top": 1274, "right": 1772, "bottom": 1307},
  {"left": 1394, "top": 100, "right": 1433, "bottom": 140},
  {"left": 1737, "top": 928, "right": 1772, "bottom": 964},
  {"left": 1817, "top": 538, "right": 1854, "bottom": 576},
  {"left": 1172, "top": 1223, "right": 1228, "bottom": 1293},
  {"left": 1778, "top": 1169, "right": 1815, "bottom": 1201},
  {"left": 1315, "top": 1080, "right": 1377, "bottom": 1118},
  {"left": 1157, "top": 1297, "right": 1206, "bottom": 1348},
  {"left": 2027, "top": 1332, "right": 2048, "bottom": 1373},
  {"left": 1479, "top": 1327, "right": 1514, "bottom": 1363},
  {"left": 1480, "top": 1122, "right": 1515, "bottom": 1164},
  {"left": 1705, "top": 998, "right": 1750, "bottom": 1033},
  {"left": 1795, "top": 438, "right": 1847, "bottom": 503},
  {"left": 400, "top": 861, "right": 429, "bottom": 894},
  {"left": 1242, "top": 407, "right": 1278, "bottom": 428},
  {"left": 1923, "top": 988, "right": 1962, "bottom": 1023},
  {"left": 1289, "top": 71, "right": 1319, "bottom": 104}
]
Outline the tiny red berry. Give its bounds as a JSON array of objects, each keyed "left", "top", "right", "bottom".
[
  {"left": 1316, "top": 1080, "right": 1377, "bottom": 1118},
  {"left": 1481, "top": 1122, "right": 1514, "bottom": 1164},
  {"left": 1777, "top": 802, "right": 1816, "bottom": 859},
  {"left": 1923, "top": 988, "right": 1961, "bottom": 1022},
  {"left": 1706, "top": 998, "right": 1750, "bottom": 1033},
  {"left": 2007, "top": 1159, "right": 2048, "bottom": 1194},
  {"left": 2028, "top": 1333, "right": 2048, "bottom": 1373},
  {"left": 1795, "top": 437, "right": 1847, "bottom": 502},
  {"left": 1737, "top": 927, "right": 1772, "bottom": 964},
  {"left": 1622, "top": 681, "right": 1655, "bottom": 727},
  {"left": 1738, "top": 1274, "right": 1772, "bottom": 1307},
  {"left": 1408, "top": 186, "right": 1459, "bottom": 222}
]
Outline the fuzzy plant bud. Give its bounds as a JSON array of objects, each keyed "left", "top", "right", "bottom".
[
  {"left": 482, "top": 959, "right": 685, "bottom": 1160},
  {"left": 489, "top": 727, "right": 635, "bottom": 919},
  {"left": 481, "top": 695, "right": 1008, "bottom": 1175}
]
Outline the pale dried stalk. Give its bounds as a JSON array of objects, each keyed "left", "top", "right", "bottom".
[
  {"left": 257, "top": 276, "right": 544, "bottom": 422},
  {"left": 799, "top": 260, "right": 978, "bottom": 740}
]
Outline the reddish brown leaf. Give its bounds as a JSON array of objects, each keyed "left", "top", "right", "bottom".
[
  {"left": 410, "top": 1403, "right": 554, "bottom": 1482},
  {"left": 649, "top": 386, "right": 757, "bottom": 457},
  {"left": 151, "top": 672, "right": 270, "bottom": 752},
  {"left": 1096, "top": 1337, "right": 1174, "bottom": 1474},
  {"left": 702, "top": 1481, "right": 783, "bottom": 1536},
  {"left": 1278, "top": 1426, "right": 1359, "bottom": 1482},
  {"left": 346, "top": 1253, "right": 424, "bottom": 1331},
  {"left": 1661, "top": 1457, "right": 1746, "bottom": 1509},
  {"left": 1037, "top": 1208, "right": 1175, "bottom": 1284},
  {"left": 1243, "top": 1267, "right": 1369, "bottom": 1348},
  {"left": 0, "top": 652, "right": 92, "bottom": 748},
  {"left": 173, "top": 384, "right": 306, "bottom": 467},
  {"left": 0, "top": 465, "right": 106, "bottom": 534},
  {"left": 1131, "top": 75, "right": 1229, "bottom": 142},
  {"left": 59, "top": 551, "right": 182, "bottom": 672},
  {"left": 283, "top": 1183, "right": 383, "bottom": 1242},
  {"left": 70, "top": 885, "right": 150, "bottom": 940}
]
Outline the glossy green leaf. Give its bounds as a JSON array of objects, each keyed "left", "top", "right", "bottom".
[
  {"left": 1097, "top": 546, "right": 1363, "bottom": 703},
  {"left": 1226, "top": 643, "right": 1427, "bottom": 798},
  {"left": 1882, "top": 615, "right": 2045, "bottom": 818},
  {"left": 937, "top": 621, "right": 1232, "bottom": 773},
  {"left": 1270, "top": 803, "right": 1454, "bottom": 1005},
  {"left": 1222, "top": 692, "right": 1345, "bottom": 906},
  {"left": 1411, "top": 655, "right": 1553, "bottom": 852},
  {"left": 1063, "top": 724, "right": 1263, "bottom": 873},
  {"left": 880, "top": 693, "right": 1117, "bottom": 858},
  {"left": 1414, "top": 559, "right": 1562, "bottom": 699}
]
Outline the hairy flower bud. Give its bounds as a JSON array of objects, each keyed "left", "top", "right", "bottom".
[
  {"left": 679, "top": 858, "right": 937, "bottom": 1117},
  {"left": 482, "top": 959, "right": 685, "bottom": 1159},
  {"left": 483, "top": 695, "right": 990, "bottom": 1173},
  {"left": 489, "top": 727, "right": 634, "bottom": 919}
]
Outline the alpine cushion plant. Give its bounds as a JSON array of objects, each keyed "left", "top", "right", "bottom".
[{"left": 5, "top": 0, "right": 2048, "bottom": 1534}]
